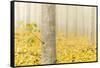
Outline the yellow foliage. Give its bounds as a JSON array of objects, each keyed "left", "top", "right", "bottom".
[
  {"left": 56, "top": 33, "right": 96, "bottom": 63},
  {"left": 15, "top": 22, "right": 96, "bottom": 66},
  {"left": 15, "top": 23, "right": 41, "bottom": 66}
]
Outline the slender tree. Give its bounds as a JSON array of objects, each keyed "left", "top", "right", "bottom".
[
  {"left": 41, "top": 4, "right": 56, "bottom": 64},
  {"left": 74, "top": 6, "right": 78, "bottom": 36},
  {"left": 91, "top": 7, "right": 96, "bottom": 45},
  {"left": 24, "top": 3, "right": 31, "bottom": 25},
  {"left": 66, "top": 6, "right": 68, "bottom": 37},
  {"left": 81, "top": 7, "right": 85, "bottom": 36}
]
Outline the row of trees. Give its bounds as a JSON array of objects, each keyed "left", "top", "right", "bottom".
[{"left": 15, "top": 2, "right": 96, "bottom": 64}]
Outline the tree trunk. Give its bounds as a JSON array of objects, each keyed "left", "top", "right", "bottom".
[
  {"left": 24, "top": 3, "right": 31, "bottom": 24},
  {"left": 41, "top": 4, "right": 56, "bottom": 64},
  {"left": 91, "top": 7, "right": 96, "bottom": 45}
]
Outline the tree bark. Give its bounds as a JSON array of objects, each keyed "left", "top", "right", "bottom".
[{"left": 41, "top": 4, "right": 56, "bottom": 64}]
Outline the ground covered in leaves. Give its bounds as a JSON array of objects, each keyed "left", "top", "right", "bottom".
[{"left": 15, "top": 22, "right": 96, "bottom": 66}]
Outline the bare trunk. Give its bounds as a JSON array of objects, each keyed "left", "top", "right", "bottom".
[
  {"left": 91, "top": 7, "right": 96, "bottom": 44},
  {"left": 41, "top": 4, "right": 56, "bottom": 64},
  {"left": 24, "top": 3, "right": 31, "bottom": 24}
]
